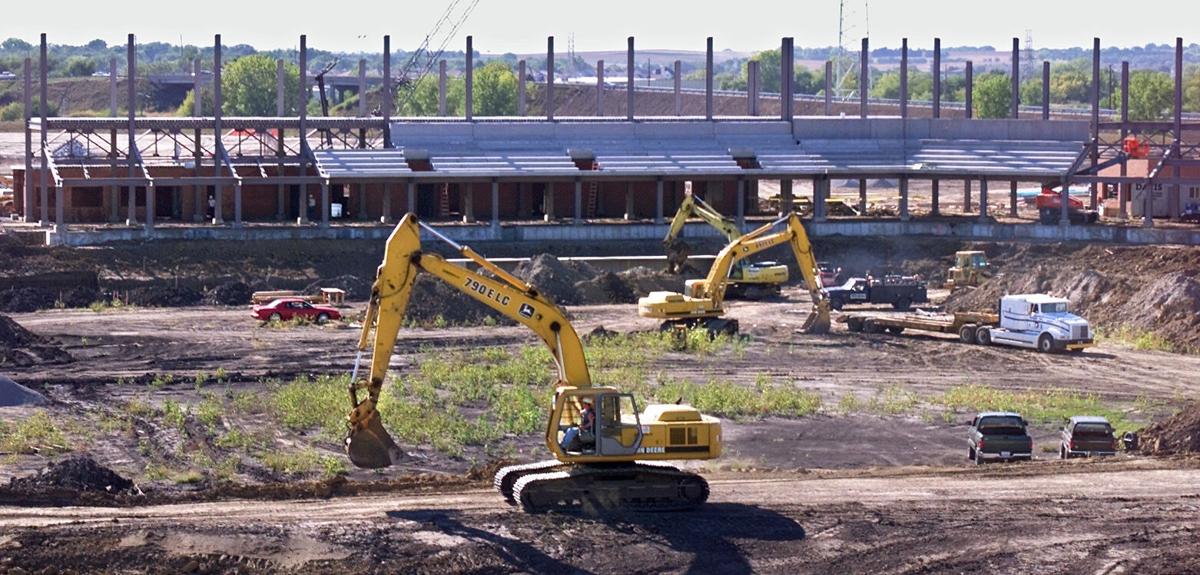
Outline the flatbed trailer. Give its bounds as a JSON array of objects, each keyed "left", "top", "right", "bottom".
[{"left": 841, "top": 311, "right": 999, "bottom": 342}]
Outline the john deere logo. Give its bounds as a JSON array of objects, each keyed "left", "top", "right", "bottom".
[{"left": 518, "top": 303, "right": 535, "bottom": 318}]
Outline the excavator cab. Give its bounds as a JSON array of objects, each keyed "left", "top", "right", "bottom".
[{"left": 552, "top": 387, "right": 643, "bottom": 458}]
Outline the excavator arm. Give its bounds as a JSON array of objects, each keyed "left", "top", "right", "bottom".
[
  {"left": 696, "top": 213, "right": 831, "bottom": 333},
  {"left": 346, "top": 214, "right": 591, "bottom": 468},
  {"left": 663, "top": 191, "right": 741, "bottom": 274}
]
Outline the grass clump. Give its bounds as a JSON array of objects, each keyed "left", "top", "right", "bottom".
[
  {"left": 0, "top": 411, "right": 69, "bottom": 454},
  {"left": 655, "top": 376, "right": 821, "bottom": 419},
  {"left": 269, "top": 374, "right": 349, "bottom": 439},
  {"left": 263, "top": 449, "right": 346, "bottom": 478}
]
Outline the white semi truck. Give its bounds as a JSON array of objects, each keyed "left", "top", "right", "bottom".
[{"left": 976, "top": 294, "right": 1093, "bottom": 353}]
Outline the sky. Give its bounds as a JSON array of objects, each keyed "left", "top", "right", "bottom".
[{"left": 1, "top": 0, "right": 1197, "bottom": 54}]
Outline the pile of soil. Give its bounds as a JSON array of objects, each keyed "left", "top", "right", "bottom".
[
  {"left": 306, "top": 275, "right": 372, "bottom": 301},
  {"left": 404, "top": 274, "right": 513, "bottom": 326},
  {"left": 8, "top": 455, "right": 134, "bottom": 493},
  {"left": 0, "top": 287, "right": 55, "bottom": 313},
  {"left": 513, "top": 255, "right": 599, "bottom": 306},
  {"left": 57, "top": 286, "right": 100, "bottom": 308},
  {"left": 516, "top": 255, "right": 695, "bottom": 306},
  {"left": 0, "top": 375, "right": 48, "bottom": 406},
  {"left": 0, "top": 314, "right": 71, "bottom": 367},
  {"left": 127, "top": 285, "right": 204, "bottom": 307},
  {"left": 945, "top": 244, "right": 1200, "bottom": 351},
  {"left": 1138, "top": 403, "right": 1200, "bottom": 455},
  {"left": 204, "top": 281, "right": 253, "bottom": 306}
]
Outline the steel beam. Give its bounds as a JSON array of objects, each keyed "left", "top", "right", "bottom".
[
  {"left": 465, "top": 36, "right": 473, "bottom": 120},
  {"left": 627, "top": 37, "right": 635, "bottom": 120},
  {"left": 382, "top": 35, "right": 391, "bottom": 147},
  {"left": 673, "top": 60, "right": 682, "bottom": 116},
  {"left": 965, "top": 61, "right": 973, "bottom": 119},
  {"left": 517, "top": 60, "right": 526, "bottom": 116},
  {"left": 39, "top": 34, "right": 48, "bottom": 227},
  {"left": 900, "top": 38, "right": 908, "bottom": 118},
  {"left": 860, "top": 37, "right": 868, "bottom": 118},
  {"left": 22, "top": 57, "right": 33, "bottom": 223},
  {"left": 705, "top": 37, "right": 714, "bottom": 120},
  {"left": 781, "top": 37, "right": 794, "bottom": 121},
  {"left": 546, "top": 36, "right": 555, "bottom": 120},
  {"left": 596, "top": 59, "right": 604, "bottom": 116},
  {"left": 1011, "top": 37, "right": 1020, "bottom": 119},
  {"left": 933, "top": 38, "right": 941, "bottom": 119}
]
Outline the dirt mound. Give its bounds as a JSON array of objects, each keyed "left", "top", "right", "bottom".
[
  {"left": 404, "top": 274, "right": 513, "bottom": 326},
  {"left": 0, "top": 314, "right": 72, "bottom": 367},
  {"left": 8, "top": 456, "right": 134, "bottom": 493},
  {"left": 575, "top": 272, "right": 638, "bottom": 304},
  {"left": 944, "top": 244, "right": 1200, "bottom": 351},
  {"left": 306, "top": 274, "right": 371, "bottom": 301},
  {"left": 58, "top": 286, "right": 100, "bottom": 308},
  {"left": 514, "top": 255, "right": 598, "bottom": 305},
  {"left": 128, "top": 285, "right": 204, "bottom": 307},
  {"left": 204, "top": 281, "right": 253, "bottom": 306},
  {"left": 616, "top": 266, "right": 689, "bottom": 297},
  {"left": 1138, "top": 403, "right": 1200, "bottom": 455},
  {"left": 0, "top": 287, "right": 55, "bottom": 312},
  {"left": 0, "top": 375, "right": 48, "bottom": 406}
]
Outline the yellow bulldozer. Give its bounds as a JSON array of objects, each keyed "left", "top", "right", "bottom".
[
  {"left": 344, "top": 214, "right": 722, "bottom": 513},
  {"left": 945, "top": 250, "right": 990, "bottom": 290}
]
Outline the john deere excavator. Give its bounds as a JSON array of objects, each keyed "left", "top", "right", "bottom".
[
  {"left": 345, "top": 214, "right": 721, "bottom": 513},
  {"left": 639, "top": 213, "right": 831, "bottom": 335},
  {"left": 663, "top": 190, "right": 789, "bottom": 299}
]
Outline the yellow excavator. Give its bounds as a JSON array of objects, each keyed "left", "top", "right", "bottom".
[
  {"left": 344, "top": 214, "right": 722, "bottom": 513},
  {"left": 639, "top": 213, "right": 832, "bottom": 335},
  {"left": 663, "top": 190, "right": 789, "bottom": 299}
]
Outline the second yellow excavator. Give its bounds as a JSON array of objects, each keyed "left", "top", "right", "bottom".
[
  {"left": 663, "top": 190, "right": 789, "bottom": 299},
  {"left": 344, "top": 214, "right": 722, "bottom": 513},
  {"left": 639, "top": 212, "right": 832, "bottom": 335}
]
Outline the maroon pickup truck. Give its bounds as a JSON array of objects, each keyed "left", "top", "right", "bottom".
[{"left": 1059, "top": 416, "right": 1117, "bottom": 458}]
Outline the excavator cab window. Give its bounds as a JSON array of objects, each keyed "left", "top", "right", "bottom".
[{"left": 596, "top": 393, "right": 642, "bottom": 456}]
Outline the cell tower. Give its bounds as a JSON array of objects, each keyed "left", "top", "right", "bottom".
[
  {"left": 830, "top": 0, "right": 870, "bottom": 100},
  {"left": 1023, "top": 29, "right": 1035, "bottom": 80}
]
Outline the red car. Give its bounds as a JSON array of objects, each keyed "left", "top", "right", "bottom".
[{"left": 252, "top": 298, "right": 341, "bottom": 323}]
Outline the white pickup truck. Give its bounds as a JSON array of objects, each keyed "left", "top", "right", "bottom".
[{"left": 975, "top": 294, "right": 1093, "bottom": 353}]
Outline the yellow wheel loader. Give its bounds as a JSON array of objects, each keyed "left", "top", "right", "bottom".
[
  {"left": 663, "top": 190, "right": 789, "bottom": 299},
  {"left": 345, "top": 214, "right": 722, "bottom": 513},
  {"left": 639, "top": 212, "right": 832, "bottom": 335}
]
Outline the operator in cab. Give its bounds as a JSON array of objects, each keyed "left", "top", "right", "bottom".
[{"left": 560, "top": 398, "right": 595, "bottom": 453}]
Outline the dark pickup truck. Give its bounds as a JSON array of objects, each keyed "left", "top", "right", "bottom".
[
  {"left": 967, "top": 412, "right": 1034, "bottom": 464},
  {"left": 1059, "top": 416, "right": 1117, "bottom": 459},
  {"left": 823, "top": 275, "right": 929, "bottom": 311}
]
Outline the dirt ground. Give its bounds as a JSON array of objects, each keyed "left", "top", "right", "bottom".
[{"left": 2, "top": 291, "right": 1200, "bottom": 573}]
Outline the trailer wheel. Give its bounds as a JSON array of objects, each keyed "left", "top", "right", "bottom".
[
  {"left": 975, "top": 327, "right": 992, "bottom": 346},
  {"left": 959, "top": 324, "right": 978, "bottom": 344},
  {"left": 847, "top": 317, "right": 864, "bottom": 332},
  {"left": 1038, "top": 334, "right": 1055, "bottom": 354}
]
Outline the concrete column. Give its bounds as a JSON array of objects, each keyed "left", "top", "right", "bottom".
[
  {"left": 438, "top": 60, "right": 448, "bottom": 116},
  {"left": 858, "top": 179, "right": 867, "bottom": 214},
  {"left": 747, "top": 60, "right": 759, "bottom": 116},
  {"left": 1119, "top": 61, "right": 1129, "bottom": 221},
  {"left": 546, "top": 37, "right": 555, "bottom": 120},
  {"left": 899, "top": 177, "right": 909, "bottom": 221},
  {"left": 543, "top": 184, "right": 554, "bottom": 221},
  {"left": 1042, "top": 61, "right": 1051, "bottom": 120},
  {"left": 859, "top": 37, "right": 869, "bottom": 118},
  {"left": 824, "top": 61, "right": 832, "bottom": 116},
  {"left": 963, "top": 180, "right": 972, "bottom": 213},
  {"left": 407, "top": 181, "right": 415, "bottom": 215},
  {"left": 22, "top": 57, "right": 33, "bottom": 223},
  {"left": 319, "top": 182, "right": 330, "bottom": 228},
  {"left": 900, "top": 38, "right": 908, "bottom": 118},
  {"left": 780, "top": 179, "right": 793, "bottom": 216},
  {"left": 1061, "top": 179, "right": 1072, "bottom": 226},
  {"left": 276, "top": 58, "right": 287, "bottom": 220},
  {"left": 573, "top": 179, "right": 582, "bottom": 224},
  {"left": 627, "top": 37, "right": 635, "bottom": 120},
  {"left": 1171, "top": 37, "right": 1183, "bottom": 221},
  {"left": 380, "top": 183, "right": 392, "bottom": 224},
  {"left": 193, "top": 58, "right": 205, "bottom": 222},
  {"left": 654, "top": 178, "right": 664, "bottom": 224},
  {"left": 465, "top": 36, "right": 473, "bottom": 120},
  {"left": 517, "top": 60, "right": 527, "bottom": 116},
  {"left": 932, "top": 38, "right": 942, "bottom": 118},
  {"left": 211, "top": 34, "right": 223, "bottom": 225},
  {"left": 705, "top": 37, "right": 714, "bottom": 120},
  {"left": 931, "top": 180, "right": 940, "bottom": 215},
  {"left": 108, "top": 57, "right": 119, "bottom": 223},
  {"left": 296, "top": 184, "right": 308, "bottom": 225},
  {"left": 462, "top": 183, "right": 475, "bottom": 223},
  {"left": 979, "top": 179, "right": 989, "bottom": 221},
  {"left": 781, "top": 37, "right": 794, "bottom": 121},
  {"left": 965, "top": 61, "right": 974, "bottom": 118},
  {"left": 54, "top": 183, "right": 65, "bottom": 234},
  {"left": 126, "top": 34, "right": 139, "bottom": 226},
  {"left": 1090, "top": 37, "right": 1101, "bottom": 211},
  {"left": 233, "top": 183, "right": 243, "bottom": 228},
  {"left": 1011, "top": 37, "right": 1020, "bottom": 119},
  {"left": 624, "top": 182, "right": 635, "bottom": 220},
  {"left": 1009, "top": 181, "right": 1018, "bottom": 217},
  {"left": 735, "top": 179, "right": 746, "bottom": 229},
  {"left": 673, "top": 60, "right": 682, "bottom": 116},
  {"left": 596, "top": 59, "right": 604, "bottom": 116},
  {"left": 38, "top": 34, "right": 48, "bottom": 227},
  {"left": 814, "top": 179, "right": 827, "bottom": 222},
  {"left": 212, "top": 184, "right": 224, "bottom": 225},
  {"left": 490, "top": 180, "right": 500, "bottom": 229}
]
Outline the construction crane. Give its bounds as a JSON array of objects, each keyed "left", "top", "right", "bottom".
[
  {"left": 344, "top": 213, "right": 721, "bottom": 513},
  {"left": 394, "top": 0, "right": 482, "bottom": 112},
  {"left": 662, "top": 189, "right": 789, "bottom": 299},
  {"left": 639, "top": 213, "right": 832, "bottom": 335}
]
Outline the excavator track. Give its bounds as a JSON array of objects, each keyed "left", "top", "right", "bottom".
[
  {"left": 493, "top": 459, "right": 568, "bottom": 504},
  {"left": 510, "top": 463, "right": 709, "bottom": 513}
]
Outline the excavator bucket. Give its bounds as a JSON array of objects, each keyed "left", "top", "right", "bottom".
[
  {"left": 801, "top": 301, "right": 832, "bottom": 335},
  {"left": 345, "top": 406, "right": 403, "bottom": 469}
]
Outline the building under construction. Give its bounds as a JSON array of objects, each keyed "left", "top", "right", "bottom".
[{"left": 9, "top": 33, "right": 1200, "bottom": 246}]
